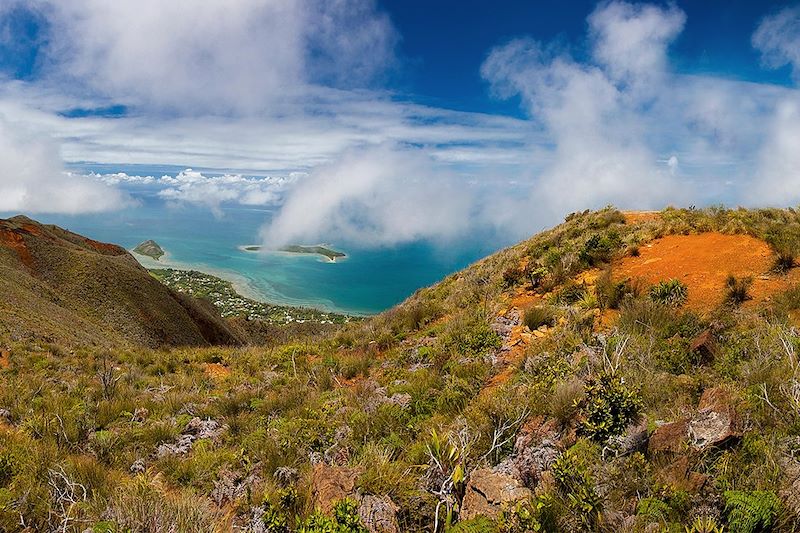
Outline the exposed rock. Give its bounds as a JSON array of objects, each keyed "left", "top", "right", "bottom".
[
  {"left": 689, "top": 388, "right": 740, "bottom": 449},
  {"left": 274, "top": 466, "right": 299, "bottom": 486},
  {"left": 491, "top": 309, "right": 521, "bottom": 338},
  {"left": 648, "top": 419, "right": 688, "bottom": 455},
  {"left": 461, "top": 468, "right": 532, "bottom": 520},
  {"left": 512, "top": 416, "right": 562, "bottom": 488},
  {"left": 0, "top": 408, "right": 11, "bottom": 421},
  {"left": 129, "top": 459, "right": 145, "bottom": 474},
  {"left": 311, "top": 463, "right": 361, "bottom": 514},
  {"left": 659, "top": 456, "right": 708, "bottom": 493},
  {"left": 689, "top": 330, "right": 718, "bottom": 361},
  {"left": 386, "top": 393, "right": 412, "bottom": 409},
  {"left": 155, "top": 417, "right": 226, "bottom": 457},
  {"left": 358, "top": 495, "right": 400, "bottom": 533},
  {"left": 606, "top": 420, "right": 649, "bottom": 458},
  {"left": 184, "top": 417, "right": 225, "bottom": 440}
]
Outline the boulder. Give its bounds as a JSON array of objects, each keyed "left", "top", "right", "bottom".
[
  {"left": 358, "top": 495, "right": 401, "bottom": 533},
  {"left": 460, "top": 468, "right": 532, "bottom": 520},
  {"left": 607, "top": 420, "right": 649, "bottom": 457},
  {"left": 512, "top": 417, "right": 562, "bottom": 488},
  {"left": 658, "top": 456, "right": 708, "bottom": 493},
  {"left": 689, "top": 330, "right": 718, "bottom": 361},
  {"left": 310, "top": 463, "right": 361, "bottom": 514},
  {"left": 688, "top": 388, "right": 740, "bottom": 449},
  {"left": 648, "top": 419, "right": 688, "bottom": 455}
]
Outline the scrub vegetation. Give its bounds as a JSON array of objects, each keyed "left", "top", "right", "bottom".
[{"left": 4, "top": 206, "right": 800, "bottom": 531}]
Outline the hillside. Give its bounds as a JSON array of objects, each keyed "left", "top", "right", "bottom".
[
  {"left": 0, "top": 215, "right": 244, "bottom": 348},
  {"left": 4, "top": 207, "right": 800, "bottom": 532}
]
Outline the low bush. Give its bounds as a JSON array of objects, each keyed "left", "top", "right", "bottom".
[
  {"left": 649, "top": 279, "right": 688, "bottom": 307},
  {"left": 578, "top": 373, "right": 642, "bottom": 442},
  {"left": 725, "top": 275, "right": 752, "bottom": 305},
  {"left": 523, "top": 306, "right": 556, "bottom": 331}
]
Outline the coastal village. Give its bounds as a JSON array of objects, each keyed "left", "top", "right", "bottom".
[{"left": 149, "top": 268, "right": 354, "bottom": 325}]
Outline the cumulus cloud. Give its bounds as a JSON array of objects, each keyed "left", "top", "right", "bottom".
[
  {"left": 589, "top": 2, "right": 685, "bottom": 88},
  {"left": 261, "top": 145, "right": 474, "bottom": 247},
  {"left": 0, "top": 117, "right": 128, "bottom": 214},
  {"left": 17, "top": 0, "right": 396, "bottom": 114},
  {"left": 158, "top": 170, "right": 291, "bottom": 217},
  {"left": 481, "top": 1, "right": 690, "bottom": 216},
  {"left": 752, "top": 98, "right": 800, "bottom": 204},
  {"left": 753, "top": 5, "right": 800, "bottom": 80}
]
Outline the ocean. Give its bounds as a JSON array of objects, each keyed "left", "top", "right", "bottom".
[{"left": 4, "top": 202, "right": 508, "bottom": 315}]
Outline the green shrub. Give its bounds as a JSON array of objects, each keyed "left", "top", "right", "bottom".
[
  {"left": 297, "top": 498, "right": 367, "bottom": 533},
  {"left": 523, "top": 306, "right": 556, "bottom": 331},
  {"left": 725, "top": 275, "right": 752, "bottom": 305},
  {"left": 552, "top": 282, "right": 587, "bottom": 305},
  {"left": 723, "top": 490, "right": 780, "bottom": 533},
  {"left": 650, "top": 279, "right": 688, "bottom": 307},
  {"left": 595, "top": 270, "right": 637, "bottom": 310},
  {"left": 579, "top": 373, "right": 642, "bottom": 442},
  {"left": 551, "top": 443, "right": 602, "bottom": 529},
  {"left": 448, "top": 515, "right": 496, "bottom": 532}
]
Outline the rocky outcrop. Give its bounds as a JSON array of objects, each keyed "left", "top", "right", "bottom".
[
  {"left": 358, "top": 495, "right": 400, "bottom": 533},
  {"left": 461, "top": 468, "right": 532, "bottom": 520},
  {"left": 689, "top": 329, "right": 718, "bottom": 362},
  {"left": 688, "top": 387, "right": 740, "bottom": 449},
  {"left": 309, "top": 464, "right": 400, "bottom": 533},
  {"left": 311, "top": 463, "right": 361, "bottom": 514},
  {"left": 511, "top": 416, "right": 563, "bottom": 488},
  {"left": 648, "top": 419, "right": 689, "bottom": 455}
]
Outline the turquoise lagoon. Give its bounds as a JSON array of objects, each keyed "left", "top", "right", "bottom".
[{"left": 10, "top": 204, "right": 508, "bottom": 315}]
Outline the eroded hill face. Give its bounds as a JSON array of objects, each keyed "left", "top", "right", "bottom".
[{"left": 0, "top": 215, "right": 244, "bottom": 348}]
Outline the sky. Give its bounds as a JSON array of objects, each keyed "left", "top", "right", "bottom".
[{"left": 1, "top": 0, "right": 800, "bottom": 247}]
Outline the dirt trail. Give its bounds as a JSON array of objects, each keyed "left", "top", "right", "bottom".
[{"left": 614, "top": 232, "right": 800, "bottom": 311}]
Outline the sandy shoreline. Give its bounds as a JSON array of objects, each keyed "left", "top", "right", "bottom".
[{"left": 130, "top": 249, "right": 360, "bottom": 314}]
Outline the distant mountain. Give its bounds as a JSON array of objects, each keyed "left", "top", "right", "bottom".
[{"left": 0, "top": 215, "right": 244, "bottom": 348}]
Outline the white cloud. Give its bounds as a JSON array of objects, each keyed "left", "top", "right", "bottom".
[
  {"left": 481, "top": 1, "right": 690, "bottom": 217},
  {"left": 752, "top": 97, "right": 800, "bottom": 205},
  {"left": 589, "top": 1, "right": 685, "bottom": 88},
  {"left": 22, "top": 0, "right": 396, "bottom": 114},
  {"left": 158, "top": 169, "right": 290, "bottom": 217},
  {"left": 260, "top": 144, "right": 474, "bottom": 247},
  {"left": 753, "top": 5, "right": 800, "bottom": 80},
  {"left": 0, "top": 116, "right": 128, "bottom": 214}
]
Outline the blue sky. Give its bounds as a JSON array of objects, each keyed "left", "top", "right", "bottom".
[{"left": 1, "top": 1, "right": 800, "bottom": 246}]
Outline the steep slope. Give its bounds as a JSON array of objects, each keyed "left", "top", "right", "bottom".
[
  {"left": 0, "top": 215, "right": 244, "bottom": 348},
  {"left": 7, "top": 207, "right": 800, "bottom": 532}
]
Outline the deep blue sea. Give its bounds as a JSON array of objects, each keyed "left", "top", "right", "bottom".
[{"left": 3, "top": 202, "right": 509, "bottom": 315}]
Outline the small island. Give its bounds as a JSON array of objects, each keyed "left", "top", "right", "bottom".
[
  {"left": 242, "top": 244, "right": 346, "bottom": 262},
  {"left": 133, "top": 239, "right": 165, "bottom": 260}
]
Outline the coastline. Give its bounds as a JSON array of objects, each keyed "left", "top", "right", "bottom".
[{"left": 130, "top": 249, "right": 366, "bottom": 316}]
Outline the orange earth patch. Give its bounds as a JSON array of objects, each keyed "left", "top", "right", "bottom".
[
  {"left": 613, "top": 232, "right": 800, "bottom": 312},
  {"left": 203, "top": 362, "right": 231, "bottom": 379}
]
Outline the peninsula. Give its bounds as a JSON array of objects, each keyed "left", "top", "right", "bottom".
[{"left": 133, "top": 239, "right": 165, "bottom": 260}]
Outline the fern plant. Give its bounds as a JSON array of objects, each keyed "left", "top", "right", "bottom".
[{"left": 723, "top": 490, "right": 780, "bottom": 533}]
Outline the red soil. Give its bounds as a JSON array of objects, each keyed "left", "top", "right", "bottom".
[
  {"left": 0, "top": 227, "right": 35, "bottom": 270},
  {"left": 613, "top": 232, "right": 800, "bottom": 312}
]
